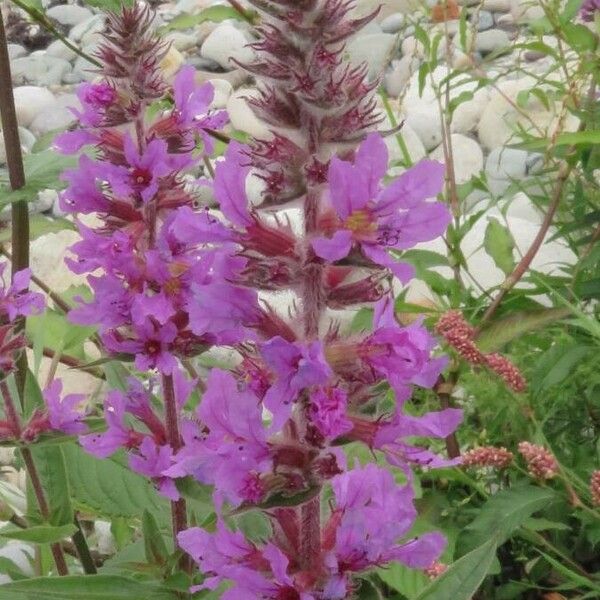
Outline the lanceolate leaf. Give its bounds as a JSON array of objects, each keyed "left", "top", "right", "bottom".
[
  {"left": 415, "top": 537, "right": 497, "bottom": 600},
  {"left": 476, "top": 307, "right": 570, "bottom": 352},
  {"left": 160, "top": 5, "right": 246, "bottom": 32},
  {"left": 483, "top": 217, "right": 515, "bottom": 277},
  {"left": 457, "top": 485, "right": 557, "bottom": 555},
  {"left": 0, "top": 575, "right": 177, "bottom": 599},
  {"left": 0, "top": 524, "right": 76, "bottom": 544}
]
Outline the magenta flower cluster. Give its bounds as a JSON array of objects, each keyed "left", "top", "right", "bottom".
[{"left": 52, "top": 2, "right": 462, "bottom": 597}]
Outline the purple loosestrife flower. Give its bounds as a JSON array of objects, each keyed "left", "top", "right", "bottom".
[
  {"left": 312, "top": 134, "right": 450, "bottom": 282},
  {"left": 0, "top": 264, "right": 45, "bottom": 321},
  {"left": 166, "top": 369, "right": 272, "bottom": 506},
  {"left": 43, "top": 380, "right": 88, "bottom": 435},
  {"left": 309, "top": 386, "right": 353, "bottom": 440},
  {"left": 261, "top": 337, "right": 333, "bottom": 429},
  {"left": 321, "top": 464, "right": 445, "bottom": 595},
  {"left": 128, "top": 437, "right": 179, "bottom": 500}
]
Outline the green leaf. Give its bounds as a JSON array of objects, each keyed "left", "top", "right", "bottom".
[
  {"left": 61, "top": 444, "right": 169, "bottom": 521},
  {"left": 0, "top": 151, "right": 75, "bottom": 206},
  {"left": 516, "top": 130, "right": 600, "bottom": 151},
  {"left": 414, "top": 537, "right": 497, "bottom": 600},
  {"left": 537, "top": 551, "right": 600, "bottom": 592},
  {"left": 530, "top": 344, "right": 593, "bottom": 393},
  {"left": 377, "top": 563, "right": 429, "bottom": 598},
  {"left": 142, "top": 510, "right": 169, "bottom": 566},
  {"left": 0, "top": 523, "right": 76, "bottom": 544},
  {"left": 476, "top": 308, "right": 570, "bottom": 352},
  {"left": 0, "top": 575, "right": 177, "bottom": 599},
  {"left": 160, "top": 5, "right": 244, "bottom": 32},
  {"left": 483, "top": 217, "right": 515, "bottom": 276},
  {"left": 457, "top": 485, "right": 557, "bottom": 556},
  {"left": 82, "top": 0, "right": 134, "bottom": 11}
]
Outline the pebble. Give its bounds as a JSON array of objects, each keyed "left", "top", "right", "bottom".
[
  {"left": 486, "top": 146, "right": 528, "bottom": 180},
  {"left": 7, "top": 44, "right": 26, "bottom": 60},
  {"left": 46, "top": 5, "right": 93, "bottom": 26},
  {"left": 347, "top": 33, "right": 398, "bottom": 80},
  {"left": 226, "top": 88, "right": 272, "bottom": 139},
  {"left": 46, "top": 39, "right": 77, "bottom": 62},
  {"left": 165, "top": 31, "right": 201, "bottom": 51},
  {"left": 0, "top": 127, "right": 36, "bottom": 165},
  {"left": 10, "top": 55, "right": 71, "bottom": 86},
  {"left": 451, "top": 88, "right": 489, "bottom": 134},
  {"left": 510, "top": 0, "right": 544, "bottom": 23},
  {"left": 384, "top": 56, "right": 419, "bottom": 97},
  {"left": 405, "top": 103, "right": 443, "bottom": 151},
  {"left": 208, "top": 78, "right": 233, "bottom": 109},
  {"left": 68, "top": 14, "right": 105, "bottom": 43},
  {"left": 380, "top": 13, "right": 406, "bottom": 34},
  {"left": 475, "top": 28, "right": 511, "bottom": 55},
  {"left": 386, "top": 122, "right": 427, "bottom": 166},
  {"left": 431, "top": 134, "right": 483, "bottom": 184},
  {"left": 476, "top": 11, "right": 494, "bottom": 31},
  {"left": 0, "top": 542, "right": 34, "bottom": 584},
  {"left": 13, "top": 86, "right": 56, "bottom": 127},
  {"left": 483, "top": 0, "right": 510, "bottom": 10},
  {"left": 200, "top": 23, "right": 254, "bottom": 70},
  {"left": 29, "top": 93, "right": 79, "bottom": 136}
]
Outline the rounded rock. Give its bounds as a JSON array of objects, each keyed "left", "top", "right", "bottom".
[
  {"left": 13, "top": 86, "right": 56, "bottom": 127},
  {"left": 200, "top": 23, "right": 253, "bottom": 70},
  {"left": 431, "top": 134, "right": 483, "bottom": 184},
  {"left": 46, "top": 5, "right": 93, "bottom": 26}
]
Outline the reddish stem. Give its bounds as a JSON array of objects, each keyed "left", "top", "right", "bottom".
[{"left": 162, "top": 374, "right": 189, "bottom": 563}]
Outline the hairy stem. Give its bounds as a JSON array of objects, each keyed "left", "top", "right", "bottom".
[{"left": 162, "top": 374, "right": 189, "bottom": 563}]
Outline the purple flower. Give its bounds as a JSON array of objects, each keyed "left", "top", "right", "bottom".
[
  {"left": 312, "top": 134, "right": 450, "bottom": 282},
  {"left": 581, "top": 0, "right": 600, "bottom": 21},
  {"left": 0, "top": 264, "right": 45, "bottom": 321},
  {"left": 103, "top": 318, "right": 178, "bottom": 374},
  {"left": 43, "top": 380, "right": 88, "bottom": 435},
  {"left": 60, "top": 156, "right": 110, "bottom": 214},
  {"left": 361, "top": 297, "right": 447, "bottom": 401},
  {"left": 75, "top": 81, "right": 117, "bottom": 127},
  {"left": 309, "top": 386, "right": 352, "bottom": 440},
  {"left": 128, "top": 437, "right": 179, "bottom": 501},
  {"left": 172, "top": 65, "right": 228, "bottom": 154},
  {"left": 261, "top": 337, "right": 333, "bottom": 429},
  {"left": 372, "top": 407, "right": 463, "bottom": 472},
  {"left": 213, "top": 141, "right": 253, "bottom": 228},
  {"left": 323, "top": 464, "right": 445, "bottom": 589},
  {"left": 79, "top": 390, "right": 137, "bottom": 458},
  {"left": 165, "top": 369, "right": 271, "bottom": 506},
  {"left": 178, "top": 524, "right": 312, "bottom": 599}
]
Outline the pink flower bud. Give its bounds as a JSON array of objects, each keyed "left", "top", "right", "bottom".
[
  {"left": 462, "top": 446, "right": 514, "bottom": 470},
  {"left": 518, "top": 442, "right": 558, "bottom": 480}
]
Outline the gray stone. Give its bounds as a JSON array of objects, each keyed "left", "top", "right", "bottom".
[
  {"left": 380, "top": 13, "right": 406, "bottom": 33},
  {"left": 8, "top": 44, "right": 26, "bottom": 60},
  {"left": 405, "top": 103, "right": 443, "bottom": 151},
  {"left": 11, "top": 55, "right": 71, "bottom": 86},
  {"left": 165, "top": 31, "right": 201, "bottom": 51},
  {"left": 485, "top": 147, "right": 528, "bottom": 194},
  {"left": 431, "top": 134, "right": 483, "bottom": 184},
  {"left": 347, "top": 33, "right": 398, "bottom": 80},
  {"left": 29, "top": 94, "right": 79, "bottom": 136},
  {"left": 510, "top": 0, "right": 544, "bottom": 23},
  {"left": 0, "top": 127, "right": 36, "bottom": 165},
  {"left": 46, "top": 40, "right": 77, "bottom": 62},
  {"left": 69, "top": 14, "right": 105, "bottom": 43},
  {"left": 475, "top": 28, "right": 511, "bottom": 55},
  {"left": 483, "top": 0, "right": 510, "bottom": 10},
  {"left": 13, "top": 86, "right": 56, "bottom": 127},
  {"left": 384, "top": 56, "right": 419, "bottom": 97},
  {"left": 476, "top": 10, "right": 494, "bottom": 31},
  {"left": 200, "top": 23, "right": 253, "bottom": 70},
  {"left": 47, "top": 5, "right": 93, "bottom": 26}
]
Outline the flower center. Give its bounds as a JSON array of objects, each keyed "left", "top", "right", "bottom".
[
  {"left": 131, "top": 167, "right": 152, "bottom": 187},
  {"left": 344, "top": 209, "right": 377, "bottom": 237}
]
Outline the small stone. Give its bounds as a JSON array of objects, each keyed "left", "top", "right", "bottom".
[
  {"left": 31, "top": 188, "right": 57, "bottom": 214},
  {"left": 384, "top": 56, "right": 419, "bottom": 97},
  {"left": 475, "top": 28, "right": 511, "bottom": 55},
  {"left": 431, "top": 134, "right": 483, "bottom": 184},
  {"left": 381, "top": 13, "right": 406, "bottom": 33},
  {"left": 69, "top": 14, "right": 105, "bottom": 43},
  {"left": 200, "top": 23, "right": 253, "bottom": 70},
  {"left": 0, "top": 127, "right": 35, "bottom": 165},
  {"left": 510, "top": 0, "right": 544, "bottom": 23},
  {"left": 160, "top": 46, "right": 185, "bottom": 82},
  {"left": 405, "top": 103, "right": 443, "bottom": 151},
  {"left": 46, "top": 5, "right": 93, "bottom": 26},
  {"left": 485, "top": 147, "right": 528, "bottom": 180},
  {"left": 476, "top": 11, "right": 494, "bottom": 31},
  {"left": 346, "top": 33, "right": 398, "bottom": 80},
  {"left": 11, "top": 55, "right": 72, "bottom": 86},
  {"left": 29, "top": 94, "right": 79, "bottom": 136},
  {"left": 8, "top": 44, "right": 26, "bottom": 60},
  {"left": 451, "top": 88, "right": 489, "bottom": 134},
  {"left": 226, "top": 88, "right": 272, "bottom": 139},
  {"left": 13, "top": 86, "right": 56, "bottom": 127},
  {"left": 46, "top": 39, "right": 77, "bottom": 62},
  {"left": 208, "top": 78, "right": 233, "bottom": 109},
  {"left": 482, "top": 0, "right": 510, "bottom": 10},
  {"left": 165, "top": 31, "right": 200, "bottom": 51}
]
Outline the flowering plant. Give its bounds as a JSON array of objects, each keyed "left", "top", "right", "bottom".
[{"left": 1, "top": 0, "right": 599, "bottom": 598}]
